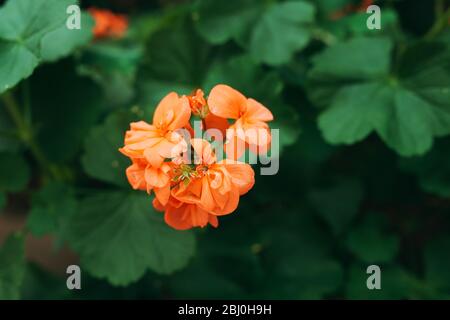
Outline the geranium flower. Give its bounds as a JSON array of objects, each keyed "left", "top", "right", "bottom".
[
  {"left": 119, "top": 92, "right": 191, "bottom": 168},
  {"left": 89, "top": 8, "right": 128, "bottom": 39},
  {"left": 207, "top": 84, "right": 273, "bottom": 159},
  {"left": 155, "top": 139, "right": 254, "bottom": 230},
  {"left": 125, "top": 158, "right": 172, "bottom": 206},
  {"left": 172, "top": 139, "right": 254, "bottom": 215},
  {"left": 120, "top": 86, "right": 271, "bottom": 230},
  {"left": 187, "top": 89, "right": 229, "bottom": 137},
  {"left": 329, "top": 0, "right": 374, "bottom": 20},
  {"left": 153, "top": 197, "right": 219, "bottom": 231}
]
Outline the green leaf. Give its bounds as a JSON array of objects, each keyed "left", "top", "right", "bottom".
[
  {"left": 250, "top": 1, "right": 315, "bottom": 65},
  {"left": 138, "top": 22, "right": 211, "bottom": 107},
  {"left": 21, "top": 264, "right": 73, "bottom": 300},
  {"left": 424, "top": 235, "right": 450, "bottom": 296},
  {"left": 0, "top": 152, "right": 30, "bottom": 192},
  {"left": 195, "top": 0, "right": 315, "bottom": 65},
  {"left": 66, "top": 191, "right": 196, "bottom": 286},
  {"left": 346, "top": 264, "right": 421, "bottom": 300},
  {"left": 204, "top": 55, "right": 283, "bottom": 102},
  {"left": 310, "top": 38, "right": 450, "bottom": 156},
  {"left": 0, "top": 0, "right": 76, "bottom": 94},
  {"left": 308, "top": 178, "right": 364, "bottom": 235},
  {"left": 265, "top": 253, "right": 343, "bottom": 299},
  {"left": 27, "top": 183, "right": 77, "bottom": 237},
  {"left": 261, "top": 213, "right": 343, "bottom": 299},
  {"left": 194, "top": 0, "right": 260, "bottom": 45},
  {"left": 77, "top": 41, "right": 143, "bottom": 107},
  {"left": 82, "top": 110, "right": 142, "bottom": 188},
  {"left": 41, "top": 12, "right": 94, "bottom": 62},
  {"left": 169, "top": 256, "right": 247, "bottom": 299},
  {"left": 310, "top": 37, "right": 392, "bottom": 81},
  {"left": 400, "top": 138, "right": 450, "bottom": 198},
  {"left": 346, "top": 213, "right": 399, "bottom": 263},
  {"left": 317, "top": 6, "right": 398, "bottom": 40},
  {"left": 0, "top": 233, "right": 26, "bottom": 299}
]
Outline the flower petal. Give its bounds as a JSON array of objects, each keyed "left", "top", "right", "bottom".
[
  {"left": 153, "top": 92, "right": 191, "bottom": 131},
  {"left": 245, "top": 98, "right": 273, "bottom": 122},
  {"left": 220, "top": 161, "right": 255, "bottom": 195},
  {"left": 208, "top": 84, "right": 246, "bottom": 119}
]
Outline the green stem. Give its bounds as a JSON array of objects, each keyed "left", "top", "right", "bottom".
[
  {"left": 424, "top": 4, "right": 450, "bottom": 40},
  {"left": 311, "top": 28, "right": 337, "bottom": 46},
  {"left": 1, "top": 91, "right": 57, "bottom": 178},
  {"left": 22, "top": 80, "right": 31, "bottom": 125}
]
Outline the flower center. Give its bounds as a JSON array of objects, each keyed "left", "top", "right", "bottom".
[{"left": 172, "top": 164, "right": 199, "bottom": 184}]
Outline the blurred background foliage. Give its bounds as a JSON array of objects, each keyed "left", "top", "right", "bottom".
[{"left": 0, "top": 0, "right": 449, "bottom": 299}]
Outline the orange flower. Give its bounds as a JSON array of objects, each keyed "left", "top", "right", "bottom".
[
  {"left": 153, "top": 197, "right": 219, "bottom": 231},
  {"left": 172, "top": 139, "right": 254, "bottom": 215},
  {"left": 155, "top": 139, "right": 254, "bottom": 230},
  {"left": 187, "top": 89, "right": 230, "bottom": 137},
  {"left": 120, "top": 85, "right": 270, "bottom": 230},
  {"left": 329, "top": 0, "right": 374, "bottom": 20},
  {"left": 120, "top": 92, "right": 191, "bottom": 168},
  {"left": 188, "top": 89, "right": 208, "bottom": 117},
  {"left": 125, "top": 158, "right": 172, "bottom": 206},
  {"left": 89, "top": 8, "right": 128, "bottom": 39},
  {"left": 207, "top": 84, "right": 273, "bottom": 159}
]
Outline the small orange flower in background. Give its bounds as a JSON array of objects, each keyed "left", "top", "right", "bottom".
[
  {"left": 120, "top": 85, "right": 273, "bottom": 230},
  {"left": 329, "top": 0, "right": 374, "bottom": 21},
  {"left": 89, "top": 8, "right": 128, "bottom": 39}
]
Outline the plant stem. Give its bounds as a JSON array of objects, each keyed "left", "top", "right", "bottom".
[
  {"left": 424, "top": 2, "right": 450, "bottom": 40},
  {"left": 311, "top": 28, "right": 337, "bottom": 46},
  {"left": 1, "top": 91, "right": 55, "bottom": 178}
]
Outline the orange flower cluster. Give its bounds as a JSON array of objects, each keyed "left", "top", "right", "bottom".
[
  {"left": 120, "top": 85, "right": 273, "bottom": 230},
  {"left": 89, "top": 8, "right": 128, "bottom": 39}
]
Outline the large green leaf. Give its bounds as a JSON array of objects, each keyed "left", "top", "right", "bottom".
[
  {"left": 195, "top": 0, "right": 315, "bottom": 65},
  {"left": 310, "top": 38, "right": 450, "bottom": 156},
  {"left": 66, "top": 191, "right": 196, "bottom": 286},
  {"left": 41, "top": 12, "right": 94, "bottom": 62},
  {"left": 82, "top": 110, "right": 143, "bottom": 188},
  {"left": 0, "top": 152, "right": 30, "bottom": 192},
  {"left": 346, "top": 213, "right": 399, "bottom": 263},
  {"left": 193, "top": 0, "right": 260, "bottom": 45},
  {"left": 138, "top": 22, "right": 212, "bottom": 108},
  {"left": 400, "top": 138, "right": 450, "bottom": 198},
  {"left": 261, "top": 213, "right": 343, "bottom": 299},
  {"left": 26, "top": 182, "right": 77, "bottom": 237},
  {"left": 0, "top": 0, "right": 88, "bottom": 94},
  {"left": 0, "top": 233, "right": 26, "bottom": 299},
  {"left": 250, "top": 1, "right": 315, "bottom": 65}
]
